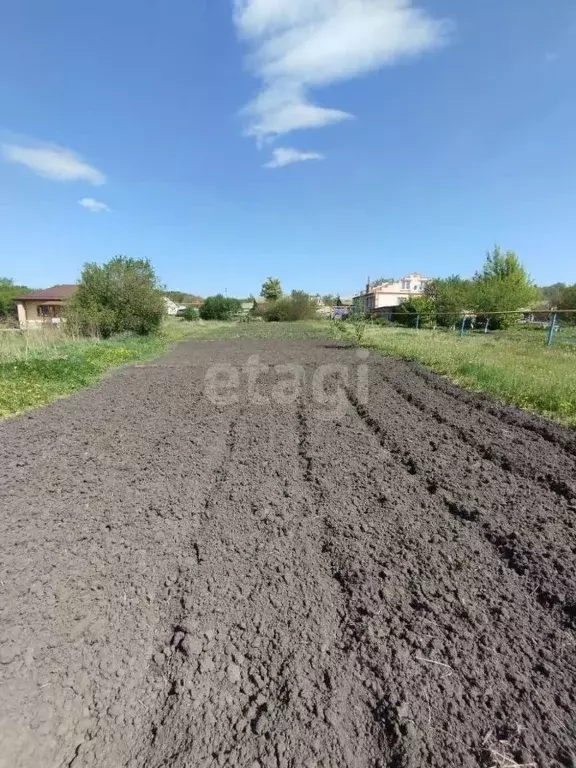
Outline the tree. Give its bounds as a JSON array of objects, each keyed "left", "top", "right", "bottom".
[
  {"left": 260, "top": 277, "right": 282, "bottom": 302},
  {"left": 472, "top": 246, "right": 538, "bottom": 329},
  {"left": 372, "top": 277, "right": 395, "bottom": 287},
  {"left": 322, "top": 294, "right": 336, "bottom": 307},
  {"left": 199, "top": 295, "right": 242, "bottom": 321},
  {"left": 539, "top": 283, "right": 566, "bottom": 308},
  {"left": 165, "top": 290, "right": 203, "bottom": 305},
  {"left": 425, "top": 276, "right": 473, "bottom": 327},
  {"left": 557, "top": 284, "right": 576, "bottom": 316},
  {"left": 67, "top": 256, "right": 165, "bottom": 337},
  {"left": 0, "top": 278, "right": 31, "bottom": 319}
]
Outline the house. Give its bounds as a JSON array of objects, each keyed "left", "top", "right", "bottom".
[
  {"left": 240, "top": 301, "right": 255, "bottom": 315},
  {"left": 14, "top": 285, "right": 78, "bottom": 328},
  {"left": 164, "top": 297, "right": 187, "bottom": 316},
  {"left": 329, "top": 297, "right": 353, "bottom": 319},
  {"left": 354, "top": 273, "right": 430, "bottom": 317}
]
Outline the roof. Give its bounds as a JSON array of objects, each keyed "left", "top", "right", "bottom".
[{"left": 14, "top": 284, "right": 78, "bottom": 301}]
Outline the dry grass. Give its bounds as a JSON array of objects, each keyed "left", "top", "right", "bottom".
[{"left": 0, "top": 324, "right": 94, "bottom": 363}]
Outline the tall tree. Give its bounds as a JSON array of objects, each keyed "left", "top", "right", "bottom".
[
  {"left": 260, "top": 277, "right": 283, "bottom": 302},
  {"left": 473, "top": 246, "right": 538, "bottom": 328}
]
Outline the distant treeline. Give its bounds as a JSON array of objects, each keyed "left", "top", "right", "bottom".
[{"left": 164, "top": 291, "right": 204, "bottom": 305}]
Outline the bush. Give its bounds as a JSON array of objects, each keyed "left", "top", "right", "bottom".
[
  {"left": 180, "top": 306, "right": 199, "bottom": 322},
  {"left": 394, "top": 297, "right": 436, "bottom": 328},
  {"left": 199, "top": 295, "right": 242, "bottom": 321},
  {"left": 425, "top": 276, "right": 473, "bottom": 327},
  {"left": 67, "top": 256, "right": 165, "bottom": 337},
  {"left": 262, "top": 291, "right": 317, "bottom": 322}
]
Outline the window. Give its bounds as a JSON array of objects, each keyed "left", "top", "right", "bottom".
[
  {"left": 37, "top": 304, "right": 62, "bottom": 318},
  {"left": 401, "top": 280, "right": 411, "bottom": 291}
]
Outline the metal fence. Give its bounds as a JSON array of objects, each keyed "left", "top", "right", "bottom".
[{"left": 369, "top": 309, "right": 576, "bottom": 348}]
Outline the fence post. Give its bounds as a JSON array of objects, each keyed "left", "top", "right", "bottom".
[
  {"left": 415, "top": 314, "right": 420, "bottom": 331},
  {"left": 484, "top": 317, "right": 490, "bottom": 334},
  {"left": 459, "top": 316, "right": 466, "bottom": 337},
  {"left": 547, "top": 313, "right": 557, "bottom": 347}
]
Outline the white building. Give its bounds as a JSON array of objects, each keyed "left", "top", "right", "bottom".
[
  {"left": 164, "top": 297, "right": 187, "bottom": 315},
  {"left": 354, "top": 273, "right": 430, "bottom": 315}
]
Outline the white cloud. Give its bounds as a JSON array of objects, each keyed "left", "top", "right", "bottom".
[
  {"left": 243, "top": 84, "right": 352, "bottom": 141},
  {"left": 78, "top": 197, "right": 110, "bottom": 213},
  {"left": 264, "top": 147, "right": 324, "bottom": 168},
  {"left": 234, "top": 0, "right": 450, "bottom": 142},
  {"left": 2, "top": 143, "right": 105, "bottom": 185}
]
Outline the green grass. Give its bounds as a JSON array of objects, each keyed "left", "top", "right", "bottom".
[
  {"left": 364, "top": 325, "right": 576, "bottom": 426},
  {"left": 0, "top": 332, "right": 166, "bottom": 418},
  {"left": 4, "top": 318, "right": 574, "bottom": 426},
  {"left": 0, "top": 319, "right": 207, "bottom": 417},
  {"left": 0, "top": 319, "right": 332, "bottom": 417},
  {"left": 163, "top": 318, "right": 333, "bottom": 341}
]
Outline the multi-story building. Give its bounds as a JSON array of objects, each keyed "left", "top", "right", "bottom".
[{"left": 354, "top": 273, "right": 430, "bottom": 317}]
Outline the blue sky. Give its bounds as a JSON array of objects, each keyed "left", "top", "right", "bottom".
[{"left": 1, "top": 0, "right": 575, "bottom": 297}]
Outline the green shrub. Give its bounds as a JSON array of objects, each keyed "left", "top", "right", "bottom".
[
  {"left": 263, "top": 291, "right": 317, "bottom": 322},
  {"left": 199, "top": 295, "right": 242, "bottom": 321},
  {"left": 394, "top": 297, "right": 436, "bottom": 328},
  {"left": 66, "top": 256, "right": 165, "bottom": 337},
  {"left": 181, "top": 306, "right": 199, "bottom": 322}
]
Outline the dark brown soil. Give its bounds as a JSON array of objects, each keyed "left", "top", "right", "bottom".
[{"left": 1, "top": 340, "right": 575, "bottom": 768}]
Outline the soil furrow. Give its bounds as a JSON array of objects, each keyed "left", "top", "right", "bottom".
[
  {"left": 378, "top": 366, "right": 576, "bottom": 503},
  {"left": 404, "top": 359, "right": 576, "bottom": 456},
  {"left": 344, "top": 373, "right": 576, "bottom": 630}
]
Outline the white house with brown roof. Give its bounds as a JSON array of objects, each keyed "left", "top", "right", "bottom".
[
  {"left": 14, "top": 285, "right": 78, "bottom": 328},
  {"left": 354, "top": 273, "right": 430, "bottom": 315}
]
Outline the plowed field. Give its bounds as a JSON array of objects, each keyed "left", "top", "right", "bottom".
[{"left": 1, "top": 340, "right": 575, "bottom": 768}]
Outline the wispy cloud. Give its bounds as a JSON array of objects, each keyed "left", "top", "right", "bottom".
[
  {"left": 78, "top": 197, "right": 110, "bottom": 213},
  {"left": 234, "top": 0, "right": 451, "bottom": 143},
  {"left": 264, "top": 147, "right": 324, "bottom": 168},
  {"left": 2, "top": 142, "right": 105, "bottom": 185}
]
